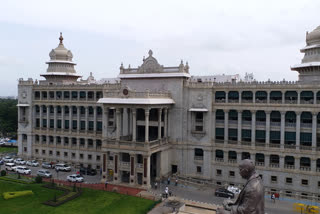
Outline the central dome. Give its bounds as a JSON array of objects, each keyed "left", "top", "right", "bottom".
[
  {"left": 306, "top": 26, "right": 320, "bottom": 45},
  {"left": 48, "top": 33, "right": 73, "bottom": 61}
]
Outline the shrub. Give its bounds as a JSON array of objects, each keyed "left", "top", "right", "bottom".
[
  {"left": 1, "top": 170, "right": 6, "bottom": 176},
  {"left": 73, "top": 183, "right": 76, "bottom": 192},
  {"left": 3, "top": 191, "right": 33, "bottom": 200},
  {"left": 18, "top": 173, "right": 21, "bottom": 179},
  {"left": 35, "top": 175, "right": 42, "bottom": 183}
]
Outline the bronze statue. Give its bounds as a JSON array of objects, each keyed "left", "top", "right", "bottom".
[{"left": 217, "top": 159, "right": 264, "bottom": 214}]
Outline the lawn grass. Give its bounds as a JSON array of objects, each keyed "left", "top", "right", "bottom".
[
  {"left": 0, "top": 146, "right": 18, "bottom": 154},
  {"left": 0, "top": 180, "right": 156, "bottom": 214}
]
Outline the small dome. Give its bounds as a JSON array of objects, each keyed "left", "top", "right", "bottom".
[
  {"left": 306, "top": 26, "right": 320, "bottom": 45},
  {"left": 49, "top": 33, "right": 73, "bottom": 61}
]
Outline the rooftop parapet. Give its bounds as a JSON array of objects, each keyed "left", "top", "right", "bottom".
[{"left": 104, "top": 89, "right": 172, "bottom": 99}]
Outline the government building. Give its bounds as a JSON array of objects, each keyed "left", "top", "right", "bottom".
[{"left": 18, "top": 26, "right": 320, "bottom": 201}]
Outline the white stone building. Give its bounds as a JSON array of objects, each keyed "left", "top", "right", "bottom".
[{"left": 18, "top": 27, "right": 320, "bottom": 201}]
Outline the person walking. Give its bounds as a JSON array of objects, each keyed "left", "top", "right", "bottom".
[
  {"left": 165, "top": 186, "right": 169, "bottom": 198},
  {"left": 175, "top": 178, "right": 178, "bottom": 186},
  {"left": 271, "top": 193, "right": 275, "bottom": 203},
  {"left": 167, "top": 177, "right": 170, "bottom": 185}
]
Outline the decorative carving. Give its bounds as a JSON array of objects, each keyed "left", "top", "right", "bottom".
[{"left": 137, "top": 50, "right": 164, "bottom": 73}]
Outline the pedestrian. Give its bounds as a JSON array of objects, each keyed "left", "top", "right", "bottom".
[
  {"left": 175, "top": 178, "right": 178, "bottom": 186},
  {"left": 271, "top": 193, "right": 275, "bottom": 203},
  {"left": 105, "top": 180, "right": 108, "bottom": 190},
  {"left": 154, "top": 181, "right": 158, "bottom": 190},
  {"left": 165, "top": 186, "right": 169, "bottom": 198},
  {"left": 167, "top": 177, "right": 170, "bottom": 185}
]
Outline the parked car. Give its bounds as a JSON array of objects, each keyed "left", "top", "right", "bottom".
[
  {"left": 14, "top": 158, "right": 26, "bottom": 165},
  {"left": 3, "top": 156, "right": 14, "bottom": 163},
  {"left": 214, "top": 188, "right": 235, "bottom": 199},
  {"left": 80, "top": 167, "right": 97, "bottom": 176},
  {"left": 37, "top": 169, "right": 52, "bottom": 178},
  {"left": 5, "top": 162, "right": 17, "bottom": 171},
  {"left": 26, "top": 160, "right": 39, "bottom": 167},
  {"left": 55, "top": 164, "right": 71, "bottom": 172},
  {"left": 42, "top": 162, "right": 54, "bottom": 169},
  {"left": 0, "top": 159, "right": 4, "bottom": 165},
  {"left": 67, "top": 174, "right": 84, "bottom": 182},
  {"left": 16, "top": 166, "right": 31, "bottom": 174}
]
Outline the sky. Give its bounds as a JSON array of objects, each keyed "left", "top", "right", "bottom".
[{"left": 0, "top": 0, "right": 320, "bottom": 96}]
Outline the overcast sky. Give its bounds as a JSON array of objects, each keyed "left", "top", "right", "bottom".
[{"left": 0, "top": 0, "right": 319, "bottom": 96}]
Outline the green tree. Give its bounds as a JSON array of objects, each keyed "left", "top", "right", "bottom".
[{"left": 0, "top": 99, "right": 17, "bottom": 137}]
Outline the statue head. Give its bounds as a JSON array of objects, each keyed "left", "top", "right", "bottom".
[{"left": 239, "top": 159, "right": 255, "bottom": 179}]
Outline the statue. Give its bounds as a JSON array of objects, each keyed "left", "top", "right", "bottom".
[{"left": 217, "top": 159, "right": 264, "bottom": 214}]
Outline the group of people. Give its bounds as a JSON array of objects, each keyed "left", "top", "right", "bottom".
[{"left": 154, "top": 176, "right": 178, "bottom": 199}]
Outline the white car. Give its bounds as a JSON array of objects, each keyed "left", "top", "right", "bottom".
[
  {"left": 5, "top": 162, "right": 17, "bottom": 171},
  {"left": 67, "top": 174, "right": 84, "bottom": 182},
  {"left": 14, "top": 158, "right": 26, "bottom": 165},
  {"left": 37, "top": 169, "right": 52, "bottom": 178},
  {"left": 16, "top": 166, "right": 31, "bottom": 174},
  {"left": 3, "top": 156, "right": 14, "bottom": 163},
  {"left": 26, "top": 160, "right": 39, "bottom": 167},
  {"left": 55, "top": 163, "right": 71, "bottom": 172}
]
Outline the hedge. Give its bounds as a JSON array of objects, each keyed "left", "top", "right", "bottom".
[
  {"left": 0, "top": 176, "right": 34, "bottom": 184},
  {"left": 3, "top": 190, "right": 33, "bottom": 200},
  {"left": 42, "top": 184, "right": 82, "bottom": 207}
]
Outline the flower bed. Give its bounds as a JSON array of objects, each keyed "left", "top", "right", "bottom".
[
  {"left": 3, "top": 190, "right": 33, "bottom": 199},
  {"left": 0, "top": 174, "right": 35, "bottom": 184}
]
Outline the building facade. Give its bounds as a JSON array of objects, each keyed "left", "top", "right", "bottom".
[{"left": 18, "top": 27, "right": 320, "bottom": 200}]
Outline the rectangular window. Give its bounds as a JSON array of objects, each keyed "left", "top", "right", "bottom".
[
  {"left": 57, "top": 120, "right": 61, "bottom": 129},
  {"left": 229, "top": 171, "right": 235, "bottom": 177},
  {"left": 42, "top": 150, "right": 46, "bottom": 155},
  {"left": 36, "top": 119, "right": 40, "bottom": 128},
  {"left": 88, "top": 154, "right": 92, "bottom": 160},
  {"left": 72, "top": 153, "right": 76, "bottom": 158},
  {"left": 64, "top": 152, "right": 68, "bottom": 157},
  {"left": 271, "top": 176, "right": 277, "bottom": 182},
  {"left": 80, "top": 121, "right": 85, "bottom": 130},
  {"left": 302, "top": 179, "right": 308, "bottom": 186},
  {"left": 286, "top": 177, "right": 292, "bottom": 184},
  {"left": 318, "top": 181, "right": 320, "bottom": 188},
  {"left": 194, "top": 112, "right": 204, "bottom": 132},
  {"left": 216, "top": 169, "right": 222, "bottom": 176},
  {"left": 49, "top": 150, "right": 52, "bottom": 155},
  {"left": 80, "top": 154, "right": 84, "bottom": 159},
  {"left": 50, "top": 119, "right": 54, "bottom": 128},
  {"left": 65, "top": 120, "right": 69, "bottom": 129},
  {"left": 35, "top": 149, "right": 39, "bottom": 154},
  {"left": 72, "top": 120, "right": 77, "bottom": 129},
  {"left": 89, "top": 121, "right": 94, "bottom": 131},
  {"left": 97, "top": 121, "right": 102, "bottom": 131},
  {"left": 56, "top": 151, "right": 60, "bottom": 156},
  {"left": 96, "top": 155, "right": 101, "bottom": 161},
  {"left": 196, "top": 166, "right": 202, "bottom": 173},
  {"left": 42, "top": 119, "right": 47, "bottom": 128}
]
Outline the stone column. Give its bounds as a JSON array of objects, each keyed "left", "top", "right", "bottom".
[
  {"left": 266, "top": 111, "right": 271, "bottom": 145},
  {"left": 164, "top": 108, "right": 168, "bottom": 138},
  {"left": 282, "top": 90, "right": 285, "bottom": 104},
  {"left": 224, "top": 110, "right": 229, "bottom": 144},
  {"left": 237, "top": 110, "right": 242, "bottom": 144},
  {"left": 62, "top": 106, "right": 65, "bottom": 129},
  {"left": 253, "top": 91, "right": 256, "bottom": 104},
  {"left": 313, "top": 91, "right": 317, "bottom": 105},
  {"left": 212, "top": 110, "right": 216, "bottom": 141},
  {"left": 127, "top": 108, "right": 131, "bottom": 137},
  {"left": 297, "top": 91, "right": 301, "bottom": 105},
  {"left": 143, "top": 155, "right": 151, "bottom": 188},
  {"left": 102, "top": 107, "right": 108, "bottom": 138},
  {"left": 46, "top": 106, "right": 50, "bottom": 128},
  {"left": 77, "top": 106, "right": 81, "bottom": 132},
  {"left": 69, "top": 105, "right": 72, "bottom": 133},
  {"left": 145, "top": 108, "right": 150, "bottom": 143},
  {"left": 312, "top": 112, "right": 317, "bottom": 151},
  {"left": 54, "top": 106, "right": 57, "bottom": 129},
  {"left": 93, "top": 107, "right": 97, "bottom": 132},
  {"left": 294, "top": 157, "right": 299, "bottom": 170},
  {"left": 158, "top": 108, "right": 162, "bottom": 140},
  {"left": 225, "top": 91, "right": 229, "bottom": 103},
  {"left": 279, "top": 155, "right": 284, "bottom": 168},
  {"left": 239, "top": 90, "right": 242, "bottom": 104},
  {"left": 311, "top": 158, "right": 317, "bottom": 171},
  {"left": 116, "top": 108, "right": 121, "bottom": 140},
  {"left": 267, "top": 91, "right": 270, "bottom": 104},
  {"left": 296, "top": 111, "right": 301, "bottom": 150},
  {"left": 85, "top": 106, "right": 89, "bottom": 132},
  {"left": 251, "top": 110, "right": 256, "bottom": 144},
  {"left": 265, "top": 154, "right": 270, "bottom": 167},
  {"left": 280, "top": 111, "right": 285, "bottom": 149},
  {"left": 130, "top": 154, "right": 135, "bottom": 185},
  {"left": 40, "top": 105, "right": 43, "bottom": 128},
  {"left": 113, "top": 153, "right": 119, "bottom": 184},
  {"left": 132, "top": 108, "right": 136, "bottom": 142}
]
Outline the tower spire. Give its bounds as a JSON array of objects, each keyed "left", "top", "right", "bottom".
[{"left": 59, "top": 32, "right": 64, "bottom": 45}]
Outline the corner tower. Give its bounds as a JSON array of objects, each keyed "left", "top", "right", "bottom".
[
  {"left": 291, "top": 26, "right": 320, "bottom": 82},
  {"left": 40, "top": 33, "right": 81, "bottom": 83}
]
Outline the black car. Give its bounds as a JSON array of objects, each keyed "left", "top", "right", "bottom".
[
  {"left": 80, "top": 167, "right": 97, "bottom": 176},
  {"left": 214, "top": 188, "right": 234, "bottom": 199}
]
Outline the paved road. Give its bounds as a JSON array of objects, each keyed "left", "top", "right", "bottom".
[{"left": 151, "top": 182, "right": 306, "bottom": 214}]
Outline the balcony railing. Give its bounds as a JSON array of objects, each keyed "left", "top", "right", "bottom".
[
  {"left": 215, "top": 158, "right": 224, "bottom": 162},
  {"left": 270, "top": 163, "right": 279, "bottom": 168},
  {"left": 284, "top": 164, "right": 295, "bottom": 169},
  {"left": 300, "top": 145, "right": 312, "bottom": 150},
  {"left": 194, "top": 156, "right": 204, "bottom": 161},
  {"left": 300, "top": 166, "right": 311, "bottom": 171},
  {"left": 300, "top": 123, "right": 312, "bottom": 128},
  {"left": 255, "top": 162, "right": 265, "bottom": 166}
]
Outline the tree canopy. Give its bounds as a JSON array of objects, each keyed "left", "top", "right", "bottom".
[{"left": 0, "top": 99, "right": 17, "bottom": 137}]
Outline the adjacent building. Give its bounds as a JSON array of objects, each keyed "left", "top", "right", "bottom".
[{"left": 18, "top": 27, "right": 320, "bottom": 201}]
